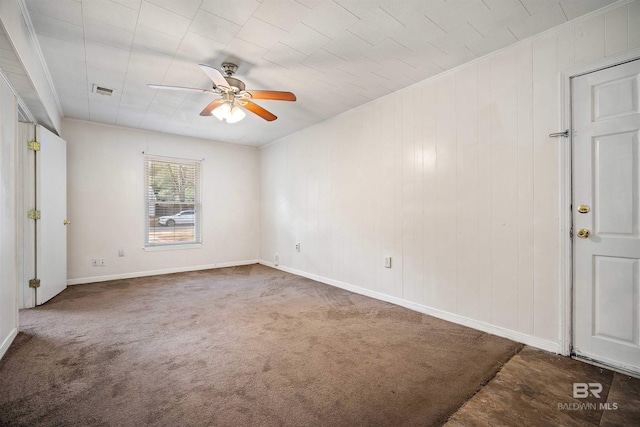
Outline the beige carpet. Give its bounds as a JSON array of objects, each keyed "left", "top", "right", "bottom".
[{"left": 0, "top": 264, "right": 521, "bottom": 426}]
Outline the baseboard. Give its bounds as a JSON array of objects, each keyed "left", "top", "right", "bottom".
[
  {"left": 0, "top": 328, "right": 18, "bottom": 360},
  {"left": 67, "top": 259, "right": 260, "bottom": 285},
  {"left": 259, "top": 260, "right": 561, "bottom": 354}
]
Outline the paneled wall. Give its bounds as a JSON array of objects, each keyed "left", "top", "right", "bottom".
[
  {"left": 0, "top": 73, "right": 18, "bottom": 358},
  {"left": 64, "top": 119, "right": 259, "bottom": 284},
  {"left": 259, "top": 1, "right": 640, "bottom": 350}
]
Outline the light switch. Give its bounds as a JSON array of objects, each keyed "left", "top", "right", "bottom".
[{"left": 384, "top": 256, "right": 392, "bottom": 268}]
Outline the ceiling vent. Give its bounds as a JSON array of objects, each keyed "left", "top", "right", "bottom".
[{"left": 92, "top": 84, "right": 114, "bottom": 96}]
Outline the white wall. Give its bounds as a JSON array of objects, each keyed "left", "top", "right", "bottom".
[
  {"left": 63, "top": 119, "right": 259, "bottom": 284},
  {"left": 259, "top": 1, "right": 640, "bottom": 352},
  {"left": 0, "top": 73, "right": 18, "bottom": 358}
]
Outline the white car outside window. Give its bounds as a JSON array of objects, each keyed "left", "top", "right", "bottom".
[{"left": 158, "top": 210, "right": 195, "bottom": 226}]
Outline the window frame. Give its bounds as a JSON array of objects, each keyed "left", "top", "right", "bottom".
[{"left": 144, "top": 155, "right": 202, "bottom": 248}]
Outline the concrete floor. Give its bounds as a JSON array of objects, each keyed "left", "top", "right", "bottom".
[{"left": 446, "top": 347, "right": 640, "bottom": 426}]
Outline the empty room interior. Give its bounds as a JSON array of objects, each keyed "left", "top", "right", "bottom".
[{"left": 1, "top": 0, "right": 640, "bottom": 425}]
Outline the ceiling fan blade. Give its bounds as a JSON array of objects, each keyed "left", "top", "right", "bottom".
[
  {"left": 199, "top": 99, "right": 225, "bottom": 116},
  {"left": 248, "top": 90, "right": 296, "bottom": 101},
  {"left": 147, "top": 84, "right": 213, "bottom": 94},
  {"left": 199, "top": 64, "right": 229, "bottom": 88},
  {"left": 242, "top": 101, "right": 277, "bottom": 121}
]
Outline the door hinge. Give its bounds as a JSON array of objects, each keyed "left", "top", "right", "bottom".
[
  {"left": 29, "top": 278, "right": 41, "bottom": 288},
  {"left": 28, "top": 140, "right": 41, "bottom": 151},
  {"left": 28, "top": 209, "right": 41, "bottom": 220},
  {"left": 570, "top": 227, "right": 573, "bottom": 238}
]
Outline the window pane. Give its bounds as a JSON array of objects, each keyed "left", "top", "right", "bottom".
[{"left": 145, "top": 156, "right": 201, "bottom": 246}]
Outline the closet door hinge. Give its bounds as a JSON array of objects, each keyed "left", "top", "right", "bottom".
[
  {"left": 28, "top": 140, "right": 41, "bottom": 151},
  {"left": 28, "top": 278, "right": 41, "bottom": 288},
  {"left": 28, "top": 209, "right": 41, "bottom": 220}
]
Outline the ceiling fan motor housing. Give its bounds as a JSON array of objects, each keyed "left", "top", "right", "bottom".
[
  {"left": 219, "top": 63, "right": 245, "bottom": 91},
  {"left": 223, "top": 76, "right": 245, "bottom": 92}
]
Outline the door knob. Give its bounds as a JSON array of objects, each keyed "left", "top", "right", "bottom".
[
  {"left": 576, "top": 228, "right": 590, "bottom": 238},
  {"left": 63, "top": 220, "right": 71, "bottom": 226},
  {"left": 577, "top": 205, "right": 590, "bottom": 213}
]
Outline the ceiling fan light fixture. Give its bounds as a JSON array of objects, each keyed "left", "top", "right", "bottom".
[
  {"left": 212, "top": 102, "right": 246, "bottom": 123},
  {"left": 212, "top": 102, "right": 231, "bottom": 121},
  {"left": 226, "top": 106, "right": 246, "bottom": 124}
]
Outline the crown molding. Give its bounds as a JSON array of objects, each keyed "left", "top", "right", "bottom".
[{"left": 16, "top": 0, "right": 62, "bottom": 116}]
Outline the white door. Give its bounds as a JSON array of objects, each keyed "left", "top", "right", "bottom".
[
  {"left": 35, "top": 125, "right": 67, "bottom": 305},
  {"left": 573, "top": 59, "right": 640, "bottom": 375}
]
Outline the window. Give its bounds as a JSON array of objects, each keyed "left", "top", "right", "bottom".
[{"left": 145, "top": 155, "right": 202, "bottom": 247}]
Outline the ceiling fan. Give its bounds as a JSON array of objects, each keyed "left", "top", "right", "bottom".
[{"left": 147, "top": 62, "right": 296, "bottom": 123}]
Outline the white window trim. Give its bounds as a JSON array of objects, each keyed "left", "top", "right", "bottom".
[{"left": 143, "top": 244, "right": 204, "bottom": 252}]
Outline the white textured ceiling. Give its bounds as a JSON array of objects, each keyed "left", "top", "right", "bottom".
[{"left": 24, "top": 0, "right": 616, "bottom": 147}]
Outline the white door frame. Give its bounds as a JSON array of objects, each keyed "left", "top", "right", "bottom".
[{"left": 559, "top": 47, "right": 640, "bottom": 357}]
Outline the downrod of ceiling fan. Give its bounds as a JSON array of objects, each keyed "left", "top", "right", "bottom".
[{"left": 221, "top": 62, "right": 238, "bottom": 77}]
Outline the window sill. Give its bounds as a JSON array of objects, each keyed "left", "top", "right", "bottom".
[{"left": 143, "top": 243, "right": 203, "bottom": 252}]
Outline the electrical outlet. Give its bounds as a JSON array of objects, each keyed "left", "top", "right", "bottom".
[
  {"left": 99, "top": 258, "right": 106, "bottom": 267},
  {"left": 118, "top": 249, "right": 125, "bottom": 257},
  {"left": 295, "top": 243, "right": 300, "bottom": 252},
  {"left": 91, "top": 258, "right": 99, "bottom": 267}
]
